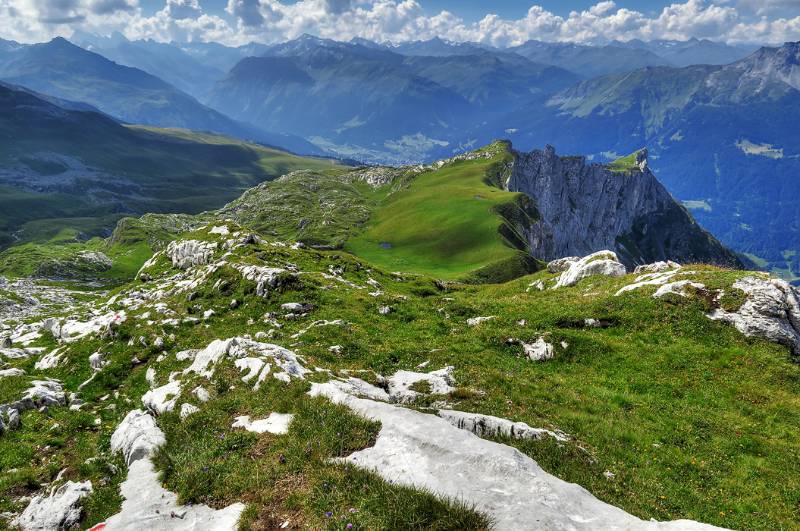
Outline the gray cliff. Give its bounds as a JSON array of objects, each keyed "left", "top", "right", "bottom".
[{"left": 505, "top": 145, "right": 742, "bottom": 269}]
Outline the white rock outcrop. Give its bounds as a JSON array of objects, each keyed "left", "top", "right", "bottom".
[
  {"left": 615, "top": 268, "right": 692, "bottom": 296},
  {"left": 547, "top": 256, "right": 579, "bottom": 273},
  {"left": 111, "top": 409, "right": 167, "bottom": 465},
  {"left": 103, "top": 409, "right": 245, "bottom": 530},
  {"left": 653, "top": 280, "right": 706, "bottom": 300},
  {"left": 522, "top": 337, "right": 555, "bottom": 361},
  {"left": 310, "top": 382, "right": 723, "bottom": 531},
  {"left": 166, "top": 240, "right": 218, "bottom": 270},
  {"left": 438, "top": 410, "right": 567, "bottom": 442},
  {"left": 13, "top": 481, "right": 93, "bottom": 531},
  {"left": 466, "top": 316, "right": 495, "bottom": 326},
  {"left": 634, "top": 261, "right": 681, "bottom": 274},
  {"left": 387, "top": 366, "right": 455, "bottom": 403},
  {"left": 34, "top": 348, "right": 64, "bottom": 370},
  {"left": 180, "top": 403, "right": 200, "bottom": 419},
  {"left": 232, "top": 413, "right": 294, "bottom": 435},
  {"left": 235, "top": 265, "right": 295, "bottom": 297},
  {"left": 708, "top": 276, "right": 800, "bottom": 355},
  {"left": 553, "top": 251, "right": 626, "bottom": 289},
  {"left": 142, "top": 379, "right": 182, "bottom": 415},
  {"left": 0, "top": 368, "right": 24, "bottom": 379}
]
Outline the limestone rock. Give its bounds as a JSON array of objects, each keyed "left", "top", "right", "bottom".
[
  {"left": 35, "top": 348, "right": 64, "bottom": 370},
  {"left": 21, "top": 380, "right": 66, "bottom": 409},
  {"left": 547, "top": 256, "right": 579, "bottom": 273},
  {"left": 653, "top": 280, "right": 706, "bottom": 300},
  {"left": 166, "top": 240, "right": 218, "bottom": 270},
  {"left": 13, "top": 481, "right": 92, "bottom": 531},
  {"left": 142, "top": 379, "right": 182, "bottom": 415},
  {"left": 506, "top": 145, "right": 741, "bottom": 269},
  {"left": 180, "top": 403, "right": 200, "bottom": 419},
  {"left": 111, "top": 409, "right": 166, "bottom": 465},
  {"left": 105, "top": 410, "right": 244, "bottom": 530},
  {"left": 466, "top": 316, "right": 495, "bottom": 326},
  {"left": 708, "top": 276, "right": 800, "bottom": 356},
  {"left": 387, "top": 366, "right": 454, "bottom": 403},
  {"left": 634, "top": 261, "right": 681, "bottom": 274},
  {"left": 438, "top": 410, "right": 567, "bottom": 442},
  {"left": 522, "top": 337, "right": 554, "bottom": 361},
  {"left": 89, "top": 351, "right": 106, "bottom": 371},
  {"left": 0, "top": 368, "right": 25, "bottom": 379},
  {"left": 310, "top": 381, "right": 723, "bottom": 531},
  {"left": 235, "top": 265, "right": 296, "bottom": 297},
  {"left": 232, "top": 413, "right": 294, "bottom": 435},
  {"left": 553, "top": 251, "right": 626, "bottom": 289}
]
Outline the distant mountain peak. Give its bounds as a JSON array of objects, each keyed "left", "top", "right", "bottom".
[{"left": 733, "top": 40, "right": 800, "bottom": 91}]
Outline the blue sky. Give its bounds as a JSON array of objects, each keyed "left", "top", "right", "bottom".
[{"left": 2, "top": 1, "right": 799, "bottom": 45}]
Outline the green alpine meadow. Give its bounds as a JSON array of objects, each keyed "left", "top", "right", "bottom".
[{"left": 2, "top": 4, "right": 800, "bottom": 531}]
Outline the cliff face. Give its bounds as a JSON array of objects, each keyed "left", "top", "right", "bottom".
[{"left": 505, "top": 145, "right": 742, "bottom": 269}]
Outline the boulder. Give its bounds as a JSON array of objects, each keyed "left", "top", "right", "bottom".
[
  {"left": 708, "top": 276, "right": 800, "bottom": 356},
  {"left": 522, "top": 337, "right": 554, "bottom": 362},
  {"left": 111, "top": 409, "right": 166, "bottom": 465},
  {"left": 553, "top": 251, "right": 626, "bottom": 289},
  {"left": 13, "top": 481, "right": 92, "bottom": 531},
  {"left": 547, "top": 257, "right": 579, "bottom": 274},
  {"left": 634, "top": 261, "right": 681, "bottom": 274}
]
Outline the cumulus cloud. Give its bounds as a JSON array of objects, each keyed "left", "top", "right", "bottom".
[
  {"left": 0, "top": 0, "right": 799, "bottom": 46},
  {"left": 164, "top": 0, "right": 201, "bottom": 20},
  {"left": 226, "top": 0, "right": 264, "bottom": 27}
]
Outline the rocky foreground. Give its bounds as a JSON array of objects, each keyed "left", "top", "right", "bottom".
[{"left": 1, "top": 224, "right": 799, "bottom": 529}]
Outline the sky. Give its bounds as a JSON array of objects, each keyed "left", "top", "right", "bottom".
[{"left": 0, "top": 0, "right": 798, "bottom": 46}]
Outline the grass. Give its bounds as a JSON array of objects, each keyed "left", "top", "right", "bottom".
[
  {"left": 345, "top": 150, "right": 535, "bottom": 280},
  {"left": 0, "top": 112, "right": 343, "bottom": 249},
  {"left": 2, "top": 222, "right": 797, "bottom": 530},
  {"left": 606, "top": 149, "right": 645, "bottom": 172},
  {"left": 0, "top": 142, "right": 542, "bottom": 286}
]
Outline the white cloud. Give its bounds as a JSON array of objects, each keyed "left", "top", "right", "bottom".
[
  {"left": 0, "top": 0, "right": 798, "bottom": 46},
  {"left": 164, "top": 0, "right": 201, "bottom": 20}
]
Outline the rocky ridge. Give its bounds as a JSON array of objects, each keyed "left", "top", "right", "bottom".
[{"left": 506, "top": 145, "right": 742, "bottom": 269}]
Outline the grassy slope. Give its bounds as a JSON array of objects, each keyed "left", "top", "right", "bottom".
[
  {"left": 1, "top": 224, "right": 797, "bottom": 530},
  {"left": 0, "top": 116, "right": 339, "bottom": 248},
  {"left": 0, "top": 123, "right": 342, "bottom": 279},
  {"left": 345, "top": 149, "right": 533, "bottom": 279},
  {"left": 606, "top": 149, "right": 644, "bottom": 172},
  {"left": 1, "top": 143, "right": 540, "bottom": 285}
]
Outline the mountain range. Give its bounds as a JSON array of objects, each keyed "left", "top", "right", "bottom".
[
  {"left": 486, "top": 41, "right": 800, "bottom": 279},
  {"left": 0, "top": 37, "right": 320, "bottom": 155},
  {"left": 0, "top": 32, "right": 796, "bottom": 279}
]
